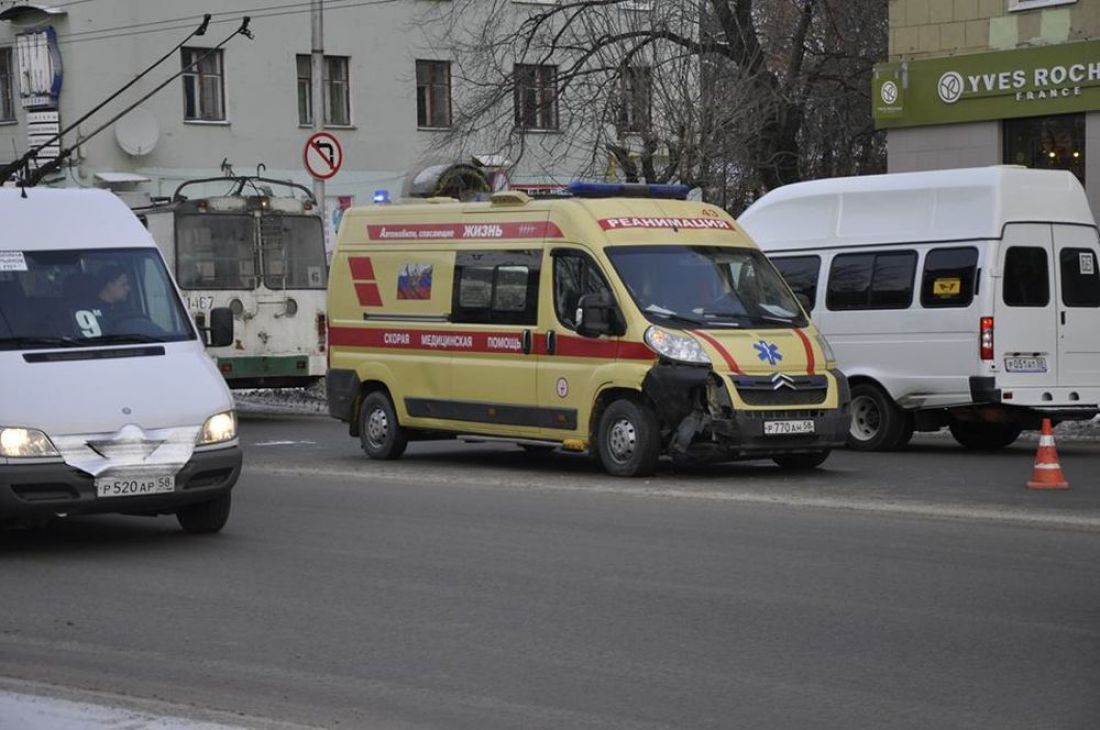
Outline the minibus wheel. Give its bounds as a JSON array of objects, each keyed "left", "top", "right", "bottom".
[
  {"left": 596, "top": 399, "right": 660, "bottom": 477},
  {"left": 948, "top": 421, "right": 1022, "bottom": 450},
  {"left": 773, "top": 450, "right": 831, "bottom": 470},
  {"left": 359, "top": 392, "right": 408, "bottom": 459},
  {"left": 176, "top": 493, "right": 231, "bottom": 534},
  {"left": 848, "top": 383, "right": 905, "bottom": 451}
]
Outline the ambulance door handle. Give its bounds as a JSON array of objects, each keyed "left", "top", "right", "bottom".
[
  {"left": 546, "top": 330, "right": 556, "bottom": 355},
  {"left": 522, "top": 329, "right": 532, "bottom": 355}
]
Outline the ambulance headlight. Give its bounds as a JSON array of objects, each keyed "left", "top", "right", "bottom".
[
  {"left": 198, "top": 411, "right": 237, "bottom": 445},
  {"left": 814, "top": 331, "right": 838, "bottom": 368},
  {"left": 644, "top": 326, "right": 711, "bottom": 365},
  {"left": 0, "top": 427, "right": 59, "bottom": 458}
]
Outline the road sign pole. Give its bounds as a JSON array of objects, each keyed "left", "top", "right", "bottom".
[{"left": 311, "top": 0, "right": 325, "bottom": 207}]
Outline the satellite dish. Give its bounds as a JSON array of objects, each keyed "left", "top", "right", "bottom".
[{"left": 114, "top": 108, "right": 160, "bottom": 156}]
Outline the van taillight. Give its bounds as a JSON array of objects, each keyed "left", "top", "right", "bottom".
[{"left": 980, "top": 317, "right": 994, "bottom": 361}]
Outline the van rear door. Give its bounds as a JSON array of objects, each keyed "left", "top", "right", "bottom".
[
  {"left": 995, "top": 223, "right": 1059, "bottom": 390},
  {"left": 1053, "top": 224, "right": 1100, "bottom": 386}
]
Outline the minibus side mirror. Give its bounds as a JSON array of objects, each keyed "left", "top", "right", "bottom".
[
  {"left": 576, "top": 292, "right": 625, "bottom": 338},
  {"left": 198, "top": 307, "right": 234, "bottom": 348}
]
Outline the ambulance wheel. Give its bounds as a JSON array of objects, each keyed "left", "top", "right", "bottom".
[
  {"left": 848, "top": 383, "right": 905, "bottom": 451},
  {"left": 948, "top": 421, "right": 1022, "bottom": 450},
  {"left": 176, "top": 493, "right": 231, "bottom": 534},
  {"left": 772, "top": 450, "right": 831, "bottom": 470},
  {"left": 596, "top": 399, "right": 660, "bottom": 477},
  {"left": 359, "top": 392, "right": 408, "bottom": 460}
]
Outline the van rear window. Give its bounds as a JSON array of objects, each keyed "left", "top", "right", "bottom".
[
  {"left": 1003, "top": 247, "right": 1049, "bottom": 307},
  {"left": 920, "top": 247, "right": 978, "bottom": 308},
  {"left": 826, "top": 251, "right": 916, "bottom": 311},
  {"left": 1059, "top": 248, "right": 1100, "bottom": 308}
]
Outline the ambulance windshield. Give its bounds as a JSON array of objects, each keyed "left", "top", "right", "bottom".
[
  {"left": 0, "top": 248, "right": 195, "bottom": 350},
  {"left": 607, "top": 245, "right": 808, "bottom": 329}
]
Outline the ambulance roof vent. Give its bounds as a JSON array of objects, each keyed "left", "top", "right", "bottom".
[
  {"left": 489, "top": 190, "right": 531, "bottom": 206},
  {"left": 567, "top": 181, "right": 691, "bottom": 200}
]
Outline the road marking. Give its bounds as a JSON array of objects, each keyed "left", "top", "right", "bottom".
[
  {"left": 245, "top": 462, "right": 1100, "bottom": 533},
  {"left": 251, "top": 440, "right": 318, "bottom": 447}
]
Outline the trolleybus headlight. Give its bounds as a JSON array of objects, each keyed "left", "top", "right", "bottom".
[
  {"left": 284, "top": 298, "right": 298, "bottom": 316},
  {"left": 229, "top": 298, "right": 245, "bottom": 317},
  {"left": 0, "top": 427, "right": 59, "bottom": 458},
  {"left": 198, "top": 411, "right": 237, "bottom": 445},
  {"left": 644, "top": 326, "right": 711, "bottom": 365}
]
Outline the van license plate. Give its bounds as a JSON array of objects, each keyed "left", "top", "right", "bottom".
[
  {"left": 764, "top": 420, "right": 815, "bottom": 435},
  {"left": 1004, "top": 356, "right": 1047, "bottom": 373},
  {"left": 95, "top": 475, "right": 175, "bottom": 498}
]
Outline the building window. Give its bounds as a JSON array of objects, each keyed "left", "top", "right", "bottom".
[
  {"left": 1003, "top": 114, "right": 1084, "bottom": 184},
  {"left": 416, "top": 60, "right": 451, "bottom": 128},
  {"left": 618, "top": 65, "right": 651, "bottom": 133},
  {"left": 514, "top": 64, "right": 558, "bottom": 131},
  {"left": 181, "top": 47, "right": 225, "bottom": 121},
  {"left": 0, "top": 48, "right": 14, "bottom": 122},
  {"left": 296, "top": 55, "right": 351, "bottom": 126}
]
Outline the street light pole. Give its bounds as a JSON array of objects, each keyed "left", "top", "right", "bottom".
[{"left": 311, "top": 0, "right": 324, "bottom": 207}]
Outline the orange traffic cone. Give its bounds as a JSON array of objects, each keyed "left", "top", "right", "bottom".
[{"left": 1027, "top": 418, "right": 1069, "bottom": 490}]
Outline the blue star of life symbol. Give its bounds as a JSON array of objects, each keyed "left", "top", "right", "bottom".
[{"left": 754, "top": 339, "right": 783, "bottom": 366}]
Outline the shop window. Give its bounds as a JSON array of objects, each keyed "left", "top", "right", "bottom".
[
  {"left": 1003, "top": 247, "right": 1049, "bottom": 307},
  {"left": 770, "top": 255, "right": 820, "bottom": 311},
  {"left": 920, "top": 247, "right": 978, "bottom": 308},
  {"left": 1059, "top": 248, "right": 1100, "bottom": 308},
  {"left": 1003, "top": 114, "right": 1084, "bottom": 184},
  {"left": 826, "top": 251, "right": 916, "bottom": 311}
]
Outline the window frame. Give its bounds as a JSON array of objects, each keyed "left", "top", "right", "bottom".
[
  {"left": 181, "top": 47, "right": 226, "bottom": 122},
  {"left": 552, "top": 249, "right": 615, "bottom": 332},
  {"left": 1058, "top": 247, "right": 1100, "bottom": 308},
  {"left": 296, "top": 54, "right": 352, "bottom": 127},
  {"left": 0, "top": 47, "right": 15, "bottom": 123},
  {"left": 416, "top": 59, "right": 452, "bottom": 129},
  {"left": 919, "top": 246, "right": 979, "bottom": 309},
  {"left": 1002, "top": 246, "right": 1051, "bottom": 308},
  {"left": 617, "top": 64, "right": 652, "bottom": 133},
  {"left": 514, "top": 63, "right": 559, "bottom": 131}
]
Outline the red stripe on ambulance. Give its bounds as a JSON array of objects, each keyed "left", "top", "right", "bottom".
[
  {"left": 793, "top": 328, "right": 816, "bottom": 375},
  {"left": 366, "top": 221, "right": 565, "bottom": 242},
  {"left": 691, "top": 330, "right": 744, "bottom": 374},
  {"left": 353, "top": 283, "right": 382, "bottom": 307},
  {"left": 348, "top": 256, "right": 376, "bottom": 280},
  {"left": 329, "top": 326, "right": 653, "bottom": 360}
]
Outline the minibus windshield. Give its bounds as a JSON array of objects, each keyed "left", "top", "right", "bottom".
[
  {"left": 0, "top": 248, "right": 196, "bottom": 350},
  {"left": 606, "top": 245, "right": 808, "bottom": 329}
]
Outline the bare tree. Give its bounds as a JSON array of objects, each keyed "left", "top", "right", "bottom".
[{"left": 418, "top": 0, "right": 886, "bottom": 209}]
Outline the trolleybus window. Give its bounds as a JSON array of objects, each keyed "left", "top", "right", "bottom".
[
  {"left": 176, "top": 214, "right": 256, "bottom": 290},
  {"left": 261, "top": 215, "right": 327, "bottom": 290}
]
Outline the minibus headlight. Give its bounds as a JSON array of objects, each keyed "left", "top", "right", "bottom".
[
  {"left": 814, "top": 331, "right": 838, "bottom": 367},
  {"left": 198, "top": 411, "right": 237, "bottom": 445},
  {"left": 0, "top": 427, "right": 59, "bottom": 458},
  {"left": 644, "top": 326, "right": 711, "bottom": 365}
]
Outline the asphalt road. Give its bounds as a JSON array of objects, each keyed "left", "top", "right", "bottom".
[{"left": 1, "top": 413, "right": 1099, "bottom": 729}]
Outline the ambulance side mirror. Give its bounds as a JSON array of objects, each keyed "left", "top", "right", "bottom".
[{"left": 576, "top": 292, "right": 624, "bottom": 338}]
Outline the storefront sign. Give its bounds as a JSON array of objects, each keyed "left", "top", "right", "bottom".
[{"left": 873, "top": 39, "right": 1100, "bottom": 129}]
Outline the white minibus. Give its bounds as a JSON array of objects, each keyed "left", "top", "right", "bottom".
[
  {"left": 740, "top": 166, "right": 1100, "bottom": 450},
  {"left": 1, "top": 188, "right": 241, "bottom": 531}
]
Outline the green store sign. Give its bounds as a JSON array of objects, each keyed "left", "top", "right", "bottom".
[{"left": 873, "top": 39, "right": 1100, "bottom": 129}]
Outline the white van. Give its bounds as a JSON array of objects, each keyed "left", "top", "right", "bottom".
[
  {"left": 739, "top": 166, "right": 1100, "bottom": 451},
  {"left": 0, "top": 188, "right": 241, "bottom": 531}
]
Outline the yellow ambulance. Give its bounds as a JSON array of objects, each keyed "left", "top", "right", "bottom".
[{"left": 326, "top": 182, "right": 850, "bottom": 477}]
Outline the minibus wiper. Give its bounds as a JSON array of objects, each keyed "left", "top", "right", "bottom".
[{"left": 0, "top": 335, "right": 83, "bottom": 349}]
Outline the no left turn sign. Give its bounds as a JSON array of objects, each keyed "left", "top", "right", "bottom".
[{"left": 304, "top": 131, "right": 343, "bottom": 180}]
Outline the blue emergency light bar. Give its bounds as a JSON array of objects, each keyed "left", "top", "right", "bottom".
[
  {"left": 373, "top": 189, "right": 390, "bottom": 203},
  {"left": 567, "top": 181, "right": 691, "bottom": 200}
]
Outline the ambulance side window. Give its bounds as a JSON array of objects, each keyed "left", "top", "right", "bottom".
[
  {"left": 452, "top": 250, "right": 540, "bottom": 325},
  {"left": 554, "top": 252, "right": 612, "bottom": 331}
]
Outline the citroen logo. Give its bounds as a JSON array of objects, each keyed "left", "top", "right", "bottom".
[{"left": 771, "top": 373, "right": 796, "bottom": 391}]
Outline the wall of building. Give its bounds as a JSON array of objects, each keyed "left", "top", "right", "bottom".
[
  {"left": 889, "top": 0, "right": 1100, "bottom": 60},
  {"left": 0, "top": 0, "right": 590, "bottom": 203}
]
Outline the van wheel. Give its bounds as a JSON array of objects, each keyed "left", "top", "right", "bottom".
[
  {"left": 176, "top": 493, "right": 231, "bottom": 534},
  {"left": 848, "top": 383, "right": 905, "bottom": 451},
  {"left": 773, "top": 450, "right": 831, "bottom": 470},
  {"left": 949, "top": 421, "right": 1022, "bottom": 450},
  {"left": 596, "top": 399, "right": 660, "bottom": 477},
  {"left": 359, "top": 392, "right": 408, "bottom": 460}
]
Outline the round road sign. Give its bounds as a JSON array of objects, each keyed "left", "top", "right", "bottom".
[{"left": 303, "top": 132, "right": 343, "bottom": 180}]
